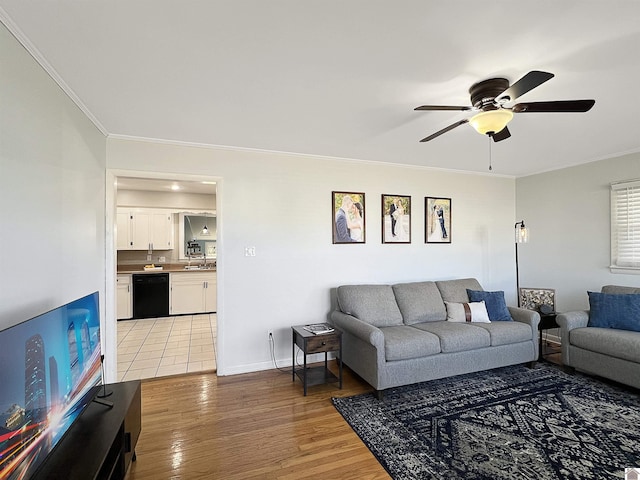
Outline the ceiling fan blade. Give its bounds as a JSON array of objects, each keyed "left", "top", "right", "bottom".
[
  {"left": 512, "top": 99, "right": 595, "bottom": 113},
  {"left": 496, "top": 70, "right": 554, "bottom": 102},
  {"left": 492, "top": 126, "right": 511, "bottom": 142},
  {"left": 414, "top": 105, "right": 472, "bottom": 111},
  {"left": 420, "top": 119, "right": 469, "bottom": 142}
]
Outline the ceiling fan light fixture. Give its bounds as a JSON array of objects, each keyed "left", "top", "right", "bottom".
[{"left": 469, "top": 109, "right": 514, "bottom": 136}]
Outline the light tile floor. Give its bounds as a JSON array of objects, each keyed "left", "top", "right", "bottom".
[{"left": 117, "top": 314, "right": 217, "bottom": 381}]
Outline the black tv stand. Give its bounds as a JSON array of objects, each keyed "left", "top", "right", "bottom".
[{"left": 34, "top": 380, "right": 141, "bottom": 480}]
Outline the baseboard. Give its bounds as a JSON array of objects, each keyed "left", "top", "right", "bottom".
[{"left": 220, "top": 352, "right": 334, "bottom": 376}]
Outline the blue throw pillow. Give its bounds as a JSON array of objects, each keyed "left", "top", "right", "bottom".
[
  {"left": 587, "top": 291, "right": 640, "bottom": 332},
  {"left": 466, "top": 289, "right": 513, "bottom": 321}
]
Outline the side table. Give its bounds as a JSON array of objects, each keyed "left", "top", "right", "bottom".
[
  {"left": 538, "top": 313, "right": 559, "bottom": 361},
  {"left": 292, "top": 325, "right": 343, "bottom": 396}
]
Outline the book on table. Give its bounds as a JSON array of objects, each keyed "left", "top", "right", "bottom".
[{"left": 303, "top": 323, "right": 335, "bottom": 335}]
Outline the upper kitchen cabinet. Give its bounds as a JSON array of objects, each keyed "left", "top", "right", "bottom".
[{"left": 117, "top": 209, "right": 174, "bottom": 250}]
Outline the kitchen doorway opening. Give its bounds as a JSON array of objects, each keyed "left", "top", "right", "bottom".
[{"left": 105, "top": 170, "right": 222, "bottom": 383}]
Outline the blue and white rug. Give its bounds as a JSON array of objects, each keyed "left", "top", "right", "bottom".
[{"left": 333, "top": 364, "right": 640, "bottom": 479}]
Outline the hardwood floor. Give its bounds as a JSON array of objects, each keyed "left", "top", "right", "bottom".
[
  {"left": 127, "top": 361, "right": 390, "bottom": 480},
  {"left": 129, "top": 344, "right": 564, "bottom": 480}
]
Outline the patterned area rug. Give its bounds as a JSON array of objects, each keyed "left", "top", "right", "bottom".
[{"left": 333, "top": 364, "right": 640, "bottom": 479}]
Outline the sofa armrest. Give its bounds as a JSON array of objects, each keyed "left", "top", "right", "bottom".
[
  {"left": 508, "top": 306, "right": 540, "bottom": 333},
  {"left": 556, "top": 310, "right": 588, "bottom": 367},
  {"left": 556, "top": 311, "right": 589, "bottom": 332},
  {"left": 330, "top": 310, "right": 384, "bottom": 349}
]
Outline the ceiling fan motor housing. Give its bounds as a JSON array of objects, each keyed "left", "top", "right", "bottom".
[{"left": 469, "top": 78, "right": 510, "bottom": 109}]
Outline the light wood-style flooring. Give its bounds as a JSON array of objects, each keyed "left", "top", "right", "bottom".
[
  {"left": 127, "top": 361, "right": 390, "bottom": 480},
  {"left": 128, "top": 344, "right": 563, "bottom": 480}
]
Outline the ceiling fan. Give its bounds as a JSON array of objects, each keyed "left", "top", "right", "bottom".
[{"left": 415, "top": 70, "right": 595, "bottom": 143}]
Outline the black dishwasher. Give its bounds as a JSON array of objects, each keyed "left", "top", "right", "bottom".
[{"left": 132, "top": 273, "right": 169, "bottom": 319}]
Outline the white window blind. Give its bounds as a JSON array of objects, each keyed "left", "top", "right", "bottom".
[{"left": 611, "top": 179, "right": 640, "bottom": 273}]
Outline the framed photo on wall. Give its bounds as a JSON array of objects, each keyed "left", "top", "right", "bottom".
[
  {"left": 332, "top": 191, "right": 365, "bottom": 244},
  {"left": 382, "top": 194, "right": 411, "bottom": 244},
  {"left": 425, "top": 197, "right": 451, "bottom": 243}
]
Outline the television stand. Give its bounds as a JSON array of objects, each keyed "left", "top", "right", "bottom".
[{"left": 34, "top": 380, "right": 141, "bottom": 480}]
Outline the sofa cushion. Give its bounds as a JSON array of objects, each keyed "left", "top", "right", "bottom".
[
  {"left": 436, "top": 278, "right": 483, "bottom": 303},
  {"left": 472, "top": 322, "right": 533, "bottom": 346},
  {"left": 392, "top": 281, "right": 446, "bottom": 324},
  {"left": 444, "top": 301, "right": 490, "bottom": 323},
  {"left": 587, "top": 291, "right": 640, "bottom": 332},
  {"left": 467, "top": 289, "right": 513, "bottom": 321},
  {"left": 337, "top": 285, "right": 403, "bottom": 327},
  {"left": 380, "top": 325, "right": 441, "bottom": 361},
  {"left": 570, "top": 327, "right": 640, "bottom": 363},
  {"left": 413, "top": 321, "right": 490, "bottom": 353}
]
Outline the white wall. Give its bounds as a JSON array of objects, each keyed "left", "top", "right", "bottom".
[
  {"left": 107, "top": 138, "right": 519, "bottom": 375},
  {"left": 516, "top": 152, "right": 640, "bottom": 312},
  {"left": 0, "top": 24, "right": 106, "bottom": 331}
]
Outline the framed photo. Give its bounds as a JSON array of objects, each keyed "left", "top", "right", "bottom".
[
  {"left": 382, "top": 194, "right": 411, "bottom": 243},
  {"left": 332, "top": 191, "right": 365, "bottom": 244},
  {"left": 425, "top": 197, "right": 451, "bottom": 243},
  {"left": 519, "top": 288, "right": 556, "bottom": 312}
]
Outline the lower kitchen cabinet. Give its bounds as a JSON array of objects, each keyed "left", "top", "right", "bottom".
[
  {"left": 117, "top": 274, "right": 132, "bottom": 320},
  {"left": 170, "top": 272, "right": 216, "bottom": 315}
]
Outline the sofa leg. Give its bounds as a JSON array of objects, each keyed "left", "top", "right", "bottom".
[
  {"left": 374, "top": 389, "right": 384, "bottom": 400},
  {"left": 527, "top": 361, "right": 537, "bottom": 369}
]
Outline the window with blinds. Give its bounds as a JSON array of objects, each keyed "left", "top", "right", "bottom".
[{"left": 611, "top": 179, "right": 640, "bottom": 273}]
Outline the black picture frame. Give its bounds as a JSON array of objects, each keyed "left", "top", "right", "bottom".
[
  {"left": 382, "top": 194, "right": 411, "bottom": 244},
  {"left": 425, "top": 197, "right": 451, "bottom": 243},
  {"left": 332, "top": 191, "right": 365, "bottom": 244}
]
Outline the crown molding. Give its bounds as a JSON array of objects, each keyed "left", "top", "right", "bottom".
[{"left": 0, "top": 7, "right": 108, "bottom": 136}]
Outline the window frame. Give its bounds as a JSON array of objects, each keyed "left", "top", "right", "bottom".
[{"left": 610, "top": 179, "right": 640, "bottom": 274}]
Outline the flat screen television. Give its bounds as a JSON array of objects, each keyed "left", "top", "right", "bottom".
[{"left": 0, "top": 291, "right": 102, "bottom": 480}]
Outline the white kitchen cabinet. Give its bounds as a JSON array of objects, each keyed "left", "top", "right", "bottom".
[
  {"left": 116, "top": 274, "right": 133, "bottom": 320},
  {"left": 170, "top": 272, "right": 217, "bottom": 315},
  {"left": 116, "top": 212, "right": 131, "bottom": 250},
  {"left": 117, "top": 209, "right": 174, "bottom": 250}
]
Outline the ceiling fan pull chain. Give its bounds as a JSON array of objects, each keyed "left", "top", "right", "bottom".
[{"left": 488, "top": 134, "right": 493, "bottom": 171}]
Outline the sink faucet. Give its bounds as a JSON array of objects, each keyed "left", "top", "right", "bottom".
[{"left": 202, "top": 252, "right": 207, "bottom": 268}]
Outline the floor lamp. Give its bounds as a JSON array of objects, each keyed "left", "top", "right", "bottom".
[{"left": 515, "top": 220, "right": 529, "bottom": 307}]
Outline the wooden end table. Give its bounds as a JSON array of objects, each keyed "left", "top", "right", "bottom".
[{"left": 292, "top": 325, "right": 343, "bottom": 396}]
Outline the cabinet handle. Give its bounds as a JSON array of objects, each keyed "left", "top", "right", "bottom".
[{"left": 127, "top": 285, "right": 130, "bottom": 293}]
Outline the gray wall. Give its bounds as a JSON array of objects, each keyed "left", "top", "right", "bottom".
[
  {"left": 516, "top": 152, "right": 640, "bottom": 312},
  {"left": 107, "top": 138, "right": 519, "bottom": 375},
  {"left": 0, "top": 23, "right": 106, "bottom": 331}
]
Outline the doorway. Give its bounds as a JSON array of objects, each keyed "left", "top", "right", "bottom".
[{"left": 105, "top": 171, "right": 221, "bottom": 383}]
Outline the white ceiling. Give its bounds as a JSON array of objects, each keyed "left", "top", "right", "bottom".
[{"left": 2, "top": 1, "right": 640, "bottom": 177}]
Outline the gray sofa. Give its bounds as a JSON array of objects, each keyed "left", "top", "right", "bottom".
[
  {"left": 330, "top": 278, "right": 540, "bottom": 397},
  {"left": 556, "top": 285, "right": 640, "bottom": 389}
]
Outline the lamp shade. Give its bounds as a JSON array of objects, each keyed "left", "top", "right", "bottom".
[
  {"left": 515, "top": 224, "right": 529, "bottom": 243},
  {"left": 469, "top": 109, "right": 514, "bottom": 135}
]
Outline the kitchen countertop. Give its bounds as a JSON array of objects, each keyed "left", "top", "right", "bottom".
[{"left": 117, "top": 264, "right": 216, "bottom": 274}]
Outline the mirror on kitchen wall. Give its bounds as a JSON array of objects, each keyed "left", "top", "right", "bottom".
[{"left": 179, "top": 213, "right": 217, "bottom": 260}]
